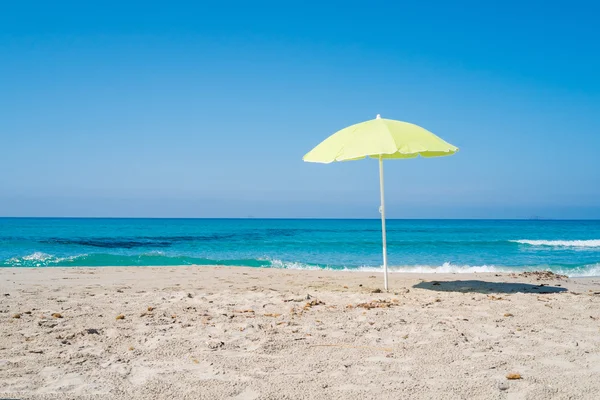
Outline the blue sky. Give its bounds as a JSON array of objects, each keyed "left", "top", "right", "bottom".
[{"left": 1, "top": 1, "right": 599, "bottom": 218}]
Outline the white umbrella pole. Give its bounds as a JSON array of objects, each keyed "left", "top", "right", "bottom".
[{"left": 378, "top": 155, "right": 389, "bottom": 291}]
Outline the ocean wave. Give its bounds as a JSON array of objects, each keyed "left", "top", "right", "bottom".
[
  {"left": 7, "top": 252, "right": 55, "bottom": 265},
  {"left": 266, "top": 260, "right": 600, "bottom": 277},
  {"left": 511, "top": 239, "right": 600, "bottom": 248},
  {"left": 2, "top": 252, "right": 271, "bottom": 268},
  {"left": 3, "top": 253, "right": 600, "bottom": 277},
  {"left": 264, "top": 259, "right": 512, "bottom": 273},
  {"left": 6, "top": 252, "right": 86, "bottom": 267},
  {"left": 359, "top": 263, "right": 515, "bottom": 274},
  {"left": 383, "top": 263, "right": 600, "bottom": 277},
  {"left": 552, "top": 264, "right": 600, "bottom": 277},
  {"left": 267, "top": 259, "right": 325, "bottom": 270}
]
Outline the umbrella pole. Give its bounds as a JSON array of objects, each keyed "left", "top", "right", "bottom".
[{"left": 378, "top": 156, "right": 389, "bottom": 291}]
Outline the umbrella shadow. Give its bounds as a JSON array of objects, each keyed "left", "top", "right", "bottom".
[{"left": 413, "top": 280, "right": 568, "bottom": 294}]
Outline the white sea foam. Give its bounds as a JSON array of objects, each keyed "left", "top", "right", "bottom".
[
  {"left": 268, "top": 259, "right": 323, "bottom": 270},
  {"left": 6, "top": 252, "right": 84, "bottom": 267},
  {"left": 21, "top": 252, "right": 53, "bottom": 261},
  {"left": 136, "top": 251, "right": 167, "bottom": 258},
  {"left": 553, "top": 264, "right": 600, "bottom": 277},
  {"left": 268, "top": 259, "right": 514, "bottom": 274},
  {"left": 4, "top": 254, "right": 600, "bottom": 278},
  {"left": 266, "top": 259, "right": 600, "bottom": 277},
  {"left": 7, "top": 252, "right": 54, "bottom": 266},
  {"left": 371, "top": 262, "right": 515, "bottom": 274},
  {"left": 511, "top": 239, "right": 600, "bottom": 248}
]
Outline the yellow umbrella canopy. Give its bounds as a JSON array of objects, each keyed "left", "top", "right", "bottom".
[
  {"left": 303, "top": 115, "right": 457, "bottom": 163},
  {"left": 303, "top": 115, "right": 458, "bottom": 290}
]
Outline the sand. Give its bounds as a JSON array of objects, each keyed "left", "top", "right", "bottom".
[{"left": 1, "top": 266, "right": 600, "bottom": 399}]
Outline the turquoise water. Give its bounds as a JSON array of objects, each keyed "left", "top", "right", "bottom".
[{"left": 1, "top": 218, "right": 600, "bottom": 276}]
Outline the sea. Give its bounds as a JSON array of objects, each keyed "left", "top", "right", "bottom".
[{"left": 1, "top": 218, "right": 600, "bottom": 277}]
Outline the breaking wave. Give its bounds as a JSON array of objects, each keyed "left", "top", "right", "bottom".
[
  {"left": 3, "top": 252, "right": 272, "bottom": 268},
  {"left": 3, "top": 253, "right": 600, "bottom": 277},
  {"left": 511, "top": 239, "right": 600, "bottom": 248}
]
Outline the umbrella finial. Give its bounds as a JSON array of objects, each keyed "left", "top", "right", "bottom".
[{"left": 376, "top": 114, "right": 381, "bottom": 119}]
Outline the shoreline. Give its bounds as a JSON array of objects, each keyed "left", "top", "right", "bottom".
[
  {"left": 2, "top": 266, "right": 600, "bottom": 399},
  {"left": 2, "top": 263, "right": 600, "bottom": 279}
]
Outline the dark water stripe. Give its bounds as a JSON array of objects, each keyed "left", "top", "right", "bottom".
[{"left": 3, "top": 236, "right": 600, "bottom": 250}]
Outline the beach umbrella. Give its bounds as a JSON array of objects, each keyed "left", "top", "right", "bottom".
[{"left": 303, "top": 115, "right": 458, "bottom": 290}]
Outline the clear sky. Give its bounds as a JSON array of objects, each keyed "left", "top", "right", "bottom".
[{"left": 1, "top": 1, "right": 599, "bottom": 219}]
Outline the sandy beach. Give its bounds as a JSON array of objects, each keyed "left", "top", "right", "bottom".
[{"left": 1, "top": 266, "right": 600, "bottom": 399}]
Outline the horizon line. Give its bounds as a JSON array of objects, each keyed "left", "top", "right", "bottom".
[{"left": 1, "top": 216, "right": 599, "bottom": 221}]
